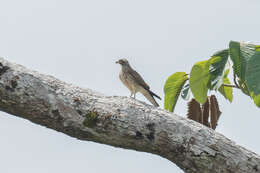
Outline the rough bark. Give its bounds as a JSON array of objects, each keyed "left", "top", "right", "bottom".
[{"left": 0, "top": 57, "right": 259, "bottom": 173}]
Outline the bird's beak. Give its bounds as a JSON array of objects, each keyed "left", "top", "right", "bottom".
[{"left": 115, "top": 61, "right": 119, "bottom": 64}]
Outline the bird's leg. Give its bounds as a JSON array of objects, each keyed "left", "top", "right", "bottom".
[
  {"left": 130, "top": 93, "right": 133, "bottom": 98},
  {"left": 134, "top": 93, "right": 136, "bottom": 99}
]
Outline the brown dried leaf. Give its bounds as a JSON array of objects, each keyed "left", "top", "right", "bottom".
[
  {"left": 187, "top": 98, "right": 202, "bottom": 122},
  {"left": 202, "top": 97, "right": 210, "bottom": 127},
  {"left": 209, "top": 95, "right": 222, "bottom": 130}
]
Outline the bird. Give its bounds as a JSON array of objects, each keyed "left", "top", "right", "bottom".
[{"left": 116, "top": 58, "right": 161, "bottom": 107}]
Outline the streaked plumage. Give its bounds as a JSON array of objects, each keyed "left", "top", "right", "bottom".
[{"left": 116, "top": 59, "right": 161, "bottom": 107}]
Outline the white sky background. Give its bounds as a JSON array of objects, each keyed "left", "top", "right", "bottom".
[{"left": 0, "top": 0, "right": 260, "bottom": 172}]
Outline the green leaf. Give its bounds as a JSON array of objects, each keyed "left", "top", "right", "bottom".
[
  {"left": 164, "top": 72, "right": 188, "bottom": 112},
  {"left": 218, "top": 69, "right": 233, "bottom": 102},
  {"left": 190, "top": 60, "right": 210, "bottom": 104},
  {"left": 238, "top": 79, "right": 250, "bottom": 96},
  {"left": 209, "top": 49, "right": 229, "bottom": 90},
  {"left": 252, "top": 94, "right": 260, "bottom": 107},
  {"left": 244, "top": 46, "right": 260, "bottom": 93},
  {"left": 229, "top": 41, "right": 260, "bottom": 107},
  {"left": 229, "top": 41, "right": 244, "bottom": 81}
]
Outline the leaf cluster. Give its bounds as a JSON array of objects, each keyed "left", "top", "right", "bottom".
[{"left": 164, "top": 41, "right": 260, "bottom": 128}]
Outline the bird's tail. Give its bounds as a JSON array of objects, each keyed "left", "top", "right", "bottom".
[
  {"left": 148, "top": 90, "right": 161, "bottom": 100},
  {"left": 140, "top": 88, "right": 160, "bottom": 107}
]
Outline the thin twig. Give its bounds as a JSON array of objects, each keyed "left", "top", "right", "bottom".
[
  {"left": 233, "top": 71, "right": 240, "bottom": 88},
  {"left": 222, "top": 83, "right": 240, "bottom": 89}
]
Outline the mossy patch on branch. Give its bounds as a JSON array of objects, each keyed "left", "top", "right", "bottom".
[{"left": 83, "top": 111, "right": 98, "bottom": 127}]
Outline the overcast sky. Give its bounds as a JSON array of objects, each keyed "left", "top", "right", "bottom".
[{"left": 1, "top": 0, "right": 260, "bottom": 173}]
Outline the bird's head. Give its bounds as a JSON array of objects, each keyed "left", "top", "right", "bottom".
[{"left": 116, "top": 58, "right": 130, "bottom": 66}]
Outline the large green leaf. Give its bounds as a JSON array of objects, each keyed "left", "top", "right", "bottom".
[
  {"left": 209, "top": 49, "right": 229, "bottom": 90},
  {"left": 229, "top": 41, "right": 260, "bottom": 107},
  {"left": 164, "top": 72, "right": 188, "bottom": 112},
  {"left": 244, "top": 44, "right": 260, "bottom": 106},
  {"left": 190, "top": 60, "right": 210, "bottom": 104},
  {"left": 229, "top": 41, "right": 242, "bottom": 80},
  {"left": 229, "top": 41, "right": 249, "bottom": 82},
  {"left": 218, "top": 69, "right": 233, "bottom": 102}
]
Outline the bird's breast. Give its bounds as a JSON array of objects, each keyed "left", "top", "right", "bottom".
[{"left": 119, "top": 70, "right": 136, "bottom": 92}]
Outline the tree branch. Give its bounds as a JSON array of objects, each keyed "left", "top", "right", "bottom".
[{"left": 0, "top": 57, "right": 259, "bottom": 173}]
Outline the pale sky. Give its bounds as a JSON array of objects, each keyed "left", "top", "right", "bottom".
[{"left": 1, "top": 0, "right": 260, "bottom": 173}]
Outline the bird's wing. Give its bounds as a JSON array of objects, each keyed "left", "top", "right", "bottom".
[{"left": 128, "top": 69, "right": 150, "bottom": 90}]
